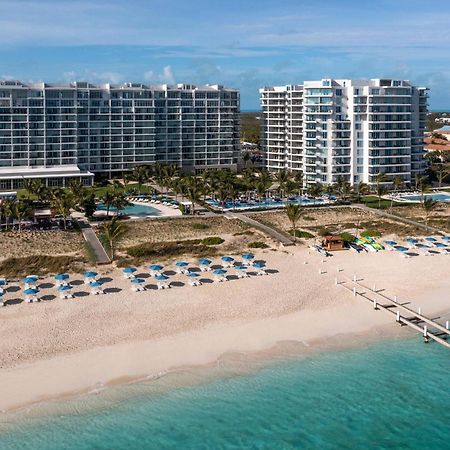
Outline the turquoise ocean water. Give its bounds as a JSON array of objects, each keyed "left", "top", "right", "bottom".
[{"left": 0, "top": 338, "right": 449, "bottom": 450}]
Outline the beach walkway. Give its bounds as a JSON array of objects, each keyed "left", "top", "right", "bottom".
[
  {"left": 76, "top": 218, "right": 111, "bottom": 265},
  {"left": 226, "top": 212, "right": 295, "bottom": 246}
]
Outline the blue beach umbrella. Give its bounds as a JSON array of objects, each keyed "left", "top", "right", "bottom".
[
  {"left": 406, "top": 238, "right": 418, "bottom": 244},
  {"left": 123, "top": 267, "right": 137, "bottom": 274},
  {"left": 23, "top": 276, "right": 38, "bottom": 284},
  {"left": 213, "top": 269, "right": 227, "bottom": 275},
  {"left": 58, "top": 284, "right": 72, "bottom": 291},
  {"left": 54, "top": 273, "right": 69, "bottom": 281},
  {"left": 0, "top": 279, "right": 6, "bottom": 286},
  {"left": 0, "top": 291, "right": 4, "bottom": 297},
  {"left": 221, "top": 256, "right": 234, "bottom": 262},
  {"left": 198, "top": 259, "right": 211, "bottom": 266},
  {"left": 416, "top": 243, "right": 431, "bottom": 248},
  {"left": 89, "top": 280, "right": 103, "bottom": 288},
  {"left": 187, "top": 272, "right": 199, "bottom": 278},
  {"left": 425, "top": 237, "right": 437, "bottom": 242},
  {"left": 149, "top": 264, "right": 164, "bottom": 271},
  {"left": 434, "top": 243, "right": 447, "bottom": 248},
  {"left": 131, "top": 278, "right": 145, "bottom": 284},
  {"left": 24, "top": 288, "right": 38, "bottom": 295},
  {"left": 253, "top": 261, "right": 266, "bottom": 268},
  {"left": 384, "top": 241, "right": 397, "bottom": 246},
  {"left": 235, "top": 264, "right": 247, "bottom": 270},
  {"left": 442, "top": 236, "right": 450, "bottom": 241},
  {"left": 175, "top": 261, "right": 189, "bottom": 267},
  {"left": 84, "top": 271, "right": 98, "bottom": 278},
  {"left": 394, "top": 246, "right": 409, "bottom": 252},
  {"left": 242, "top": 253, "right": 254, "bottom": 260},
  {"left": 155, "top": 274, "right": 169, "bottom": 281}
]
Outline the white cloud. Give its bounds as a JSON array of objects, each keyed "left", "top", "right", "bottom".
[{"left": 144, "top": 65, "right": 175, "bottom": 84}]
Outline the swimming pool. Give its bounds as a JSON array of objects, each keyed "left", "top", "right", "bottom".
[
  {"left": 206, "top": 196, "right": 328, "bottom": 211},
  {"left": 398, "top": 192, "right": 450, "bottom": 203},
  {"left": 96, "top": 203, "right": 160, "bottom": 217}
]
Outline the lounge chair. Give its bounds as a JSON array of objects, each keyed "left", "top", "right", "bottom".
[
  {"left": 256, "top": 268, "right": 268, "bottom": 276},
  {"left": 214, "top": 275, "right": 228, "bottom": 282},
  {"left": 123, "top": 273, "right": 136, "bottom": 279},
  {"left": 91, "top": 289, "right": 105, "bottom": 295},
  {"left": 25, "top": 296, "right": 39, "bottom": 303},
  {"left": 131, "top": 285, "right": 146, "bottom": 292},
  {"left": 188, "top": 279, "right": 201, "bottom": 286},
  {"left": 157, "top": 281, "right": 170, "bottom": 290},
  {"left": 176, "top": 267, "right": 189, "bottom": 275},
  {"left": 59, "top": 292, "right": 74, "bottom": 299}
]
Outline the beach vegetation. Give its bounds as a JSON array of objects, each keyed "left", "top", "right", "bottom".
[
  {"left": 422, "top": 198, "right": 439, "bottom": 229},
  {"left": 360, "top": 229, "right": 381, "bottom": 238},
  {"left": 340, "top": 232, "right": 356, "bottom": 243},
  {"left": 0, "top": 255, "right": 85, "bottom": 278},
  {"left": 289, "top": 230, "right": 314, "bottom": 239},
  {"left": 191, "top": 223, "right": 210, "bottom": 230},
  {"left": 248, "top": 241, "right": 269, "bottom": 248},
  {"left": 317, "top": 227, "right": 332, "bottom": 237},
  {"left": 201, "top": 236, "right": 225, "bottom": 245}
]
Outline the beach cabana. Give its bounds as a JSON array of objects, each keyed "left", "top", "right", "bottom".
[
  {"left": 322, "top": 235, "right": 346, "bottom": 251},
  {"left": 212, "top": 269, "right": 228, "bottom": 282},
  {"left": 58, "top": 284, "right": 73, "bottom": 299},
  {"left": 130, "top": 278, "right": 146, "bottom": 292},
  {"left": 122, "top": 267, "right": 137, "bottom": 279},
  {"left": 186, "top": 272, "right": 201, "bottom": 286},
  {"left": 175, "top": 261, "right": 189, "bottom": 274},
  {"left": 155, "top": 274, "right": 170, "bottom": 290},
  {"left": 198, "top": 259, "right": 212, "bottom": 272},
  {"left": 149, "top": 264, "right": 164, "bottom": 276},
  {"left": 89, "top": 280, "right": 104, "bottom": 295},
  {"left": 24, "top": 287, "right": 39, "bottom": 303},
  {"left": 235, "top": 264, "right": 250, "bottom": 279},
  {"left": 221, "top": 256, "right": 234, "bottom": 268}
]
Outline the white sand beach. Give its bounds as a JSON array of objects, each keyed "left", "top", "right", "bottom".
[{"left": 0, "top": 247, "right": 449, "bottom": 413}]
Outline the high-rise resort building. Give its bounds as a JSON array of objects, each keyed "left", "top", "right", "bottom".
[
  {"left": 0, "top": 81, "right": 240, "bottom": 191},
  {"left": 260, "top": 79, "right": 428, "bottom": 186}
]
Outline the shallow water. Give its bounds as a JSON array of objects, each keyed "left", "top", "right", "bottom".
[{"left": 0, "top": 338, "right": 449, "bottom": 450}]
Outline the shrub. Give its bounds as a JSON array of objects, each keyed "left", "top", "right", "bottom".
[
  {"left": 361, "top": 229, "right": 381, "bottom": 238},
  {"left": 201, "top": 236, "right": 224, "bottom": 245},
  {"left": 340, "top": 232, "right": 356, "bottom": 243},
  {"left": 302, "top": 216, "right": 315, "bottom": 221},
  {"left": 191, "top": 223, "right": 210, "bottom": 230},
  {"left": 317, "top": 227, "right": 332, "bottom": 237},
  {"left": 248, "top": 241, "right": 269, "bottom": 249},
  {"left": 289, "top": 230, "right": 314, "bottom": 239}
]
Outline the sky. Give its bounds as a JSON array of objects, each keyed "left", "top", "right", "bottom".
[{"left": 0, "top": 0, "right": 449, "bottom": 110}]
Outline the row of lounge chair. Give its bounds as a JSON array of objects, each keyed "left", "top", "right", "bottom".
[{"left": 127, "top": 197, "right": 180, "bottom": 209}]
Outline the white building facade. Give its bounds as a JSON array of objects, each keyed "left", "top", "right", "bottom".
[
  {"left": 260, "top": 79, "right": 427, "bottom": 186},
  {"left": 0, "top": 81, "right": 240, "bottom": 191}
]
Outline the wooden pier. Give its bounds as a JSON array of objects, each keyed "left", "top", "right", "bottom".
[{"left": 336, "top": 274, "right": 450, "bottom": 350}]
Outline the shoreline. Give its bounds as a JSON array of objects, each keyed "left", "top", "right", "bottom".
[
  {"left": 1, "top": 302, "right": 448, "bottom": 417},
  {"left": 1, "top": 247, "right": 449, "bottom": 416}
]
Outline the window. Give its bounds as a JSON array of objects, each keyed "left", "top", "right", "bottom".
[{"left": 335, "top": 89, "right": 342, "bottom": 96}]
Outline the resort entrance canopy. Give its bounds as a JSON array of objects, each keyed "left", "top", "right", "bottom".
[{"left": 0, "top": 166, "right": 94, "bottom": 191}]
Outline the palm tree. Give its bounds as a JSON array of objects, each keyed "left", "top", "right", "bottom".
[
  {"left": 434, "top": 165, "right": 449, "bottom": 188},
  {"left": 31, "top": 179, "right": 48, "bottom": 202},
  {"left": 111, "top": 190, "right": 129, "bottom": 213},
  {"left": 101, "top": 216, "right": 126, "bottom": 260},
  {"left": 242, "top": 151, "right": 250, "bottom": 168},
  {"left": 183, "top": 176, "right": 202, "bottom": 214},
  {"left": 131, "top": 165, "right": 150, "bottom": 195},
  {"left": 354, "top": 182, "right": 369, "bottom": 202},
  {"left": 375, "top": 173, "right": 388, "bottom": 208},
  {"left": 51, "top": 190, "right": 75, "bottom": 230},
  {"left": 101, "top": 190, "right": 115, "bottom": 217},
  {"left": 2, "top": 198, "right": 16, "bottom": 231},
  {"left": 307, "top": 183, "right": 323, "bottom": 205},
  {"left": 285, "top": 203, "right": 303, "bottom": 242},
  {"left": 22, "top": 179, "right": 34, "bottom": 200},
  {"left": 422, "top": 198, "right": 439, "bottom": 230},
  {"left": 275, "top": 170, "right": 292, "bottom": 199},
  {"left": 14, "top": 201, "right": 31, "bottom": 233},
  {"left": 417, "top": 177, "right": 431, "bottom": 203}
]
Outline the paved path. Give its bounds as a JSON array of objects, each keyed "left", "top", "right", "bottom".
[
  {"left": 225, "top": 212, "right": 295, "bottom": 246},
  {"left": 76, "top": 218, "right": 111, "bottom": 265}
]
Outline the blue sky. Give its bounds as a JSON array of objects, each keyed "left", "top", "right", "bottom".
[{"left": 0, "top": 0, "right": 449, "bottom": 110}]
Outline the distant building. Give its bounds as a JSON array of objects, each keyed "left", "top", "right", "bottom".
[
  {"left": 260, "top": 79, "right": 428, "bottom": 186},
  {"left": 0, "top": 81, "right": 240, "bottom": 191}
]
